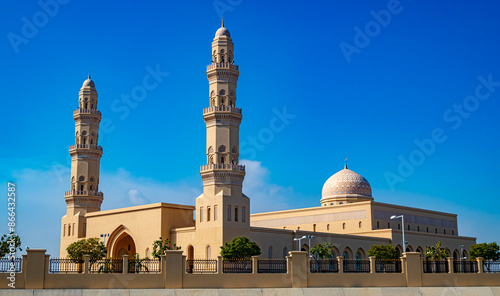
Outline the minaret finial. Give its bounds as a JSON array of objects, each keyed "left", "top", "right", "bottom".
[
  {"left": 88, "top": 71, "right": 91, "bottom": 79},
  {"left": 222, "top": 18, "right": 224, "bottom": 27},
  {"left": 344, "top": 158, "right": 348, "bottom": 169}
]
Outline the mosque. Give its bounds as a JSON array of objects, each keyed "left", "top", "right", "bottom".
[{"left": 60, "top": 22, "right": 476, "bottom": 262}]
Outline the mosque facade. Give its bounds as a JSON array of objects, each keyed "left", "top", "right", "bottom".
[{"left": 60, "top": 23, "right": 476, "bottom": 261}]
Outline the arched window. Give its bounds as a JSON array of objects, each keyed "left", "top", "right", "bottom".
[
  {"left": 221, "top": 99, "right": 224, "bottom": 106},
  {"left": 230, "top": 90, "right": 235, "bottom": 97},
  {"left": 359, "top": 221, "right": 362, "bottom": 228},
  {"left": 89, "top": 185, "right": 93, "bottom": 191},
  {"left": 218, "top": 145, "right": 226, "bottom": 153},
  {"left": 313, "top": 224, "right": 316, "bottom": 232},
  {"left": 388, "top": 222, "right": 390, "bottom": 228},
  {"left": 200, "top": 207, "right": 204, "bottom": 222},
  {"left": 82, "top": 131, "right": 87, "bottom": 136},
  {"left": 417, "top": 226, "right": 420, "bottom": 232},
  {"left": 268, "top": 246, "right": 273, "bottom": 259},
  {"left": 342, "top": 223, "right": 346, "bottom": 230},
  {"left": 327, "top": 224, "right": 330, "bottom": 231},
  {"left": 146, "top": 248, "right": 150, "bottom": 258},
  {"left": 220, "top": 49, "right": 225, "bottom": 54},
  {"left": 214, "top": 205, "right": 218, "bottom": 220},
  {"left": 219, "top": 89, "right": 225, "bottom": 96},
  {"left": 90, "top": 138, "right": 94, "bottom": 145},
  {"left": 241, "top": 207, "right": 246, "bottom": 222},
  {"left": 232, "top": 146, "right": 237, "bottom": 153},
  {"left": 229, "top": 100, "right": 233, "bottom": 106},
  {"left": 208, "top": 146, "right": 214, "bottom": 154},
  {"left": 207, "top": 207, "right": 211, "bottom": 221},
  {"left": 90, "top": 177, "right": 95, "bottom": 182},
  {"left": 444, "top": 229, "right": 446, "bottom": 234},
  {"left": 377, "top": 221, "right": 379, "bottom": 229},
  {"left": 220, "top": 156, "right": 225, "bottom": 164},
  {"left": 68, "top": 225, "right": 71, "bottom": 236},
  {"left": 408, "top": 225, "right": 410, "bottom": 231},
  {"left": 79, "top": 176, "right": 85, "bottom": 182},
  {"left": 452, "top": 230, "right": 454, "bottom": 235},
  {"left": 398, "top": 224, "right": 401, "bottom": 230},
  {"left": 206, "top": 245, "right": 211, "bottom": 259},
  {"left": 283, "top": 247, "right": 288, "bottom": 258},
  {"left": 355, "top": 252, "right": 361, "bottom": 260},
  {"left": 227, "top": 205, "right": 231, "bottom": 221},
  {"left": 435, "top": 228, "right": 438, "bottom": 234},
  {"left": 210, "top": 90, "right": 215, "bottom": 97},
  {"left": 234, "top": 207, "right": 238, "bottom": 221},
  {"left": 426, "top": 227, "right": 429, "bottom": 233}
]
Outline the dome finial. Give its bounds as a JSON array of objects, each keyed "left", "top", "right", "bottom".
[
  {"left": 344, "top": 158, "right": 348, "bottom": 169},
  {"left": 221, "top": 18, "right": 224, "bottom": 27},
  {"left": 88, "top": 71, "right": 91, "bottom": 79}
]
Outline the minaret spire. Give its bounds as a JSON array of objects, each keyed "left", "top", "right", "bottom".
[
  {"left": 221, "top": 18, "right": 224, "bottom": 27},
  {"left": 88, "top": 71, "right": 91, "bottom": 79},
  {"left": 345, "top": 158, "right": 348, "bottom": 169}
]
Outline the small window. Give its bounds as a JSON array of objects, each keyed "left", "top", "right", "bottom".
[
  {"left": 452, "top": 230, "right": 454, "bottom": 235},
  {"left": 242, "top": 207, "right": 246, "bottom": 222},
  {"left": 63, "top": 224, "right": 66, "bottom": 237},
  {"left": 218, "top": 145, "right": 226, "bottom": 153},
  {"left": 377, "top": 221, "right": 379, "bottom": 229},
  {"left": 207, "top": 207, "right": 211, "bottom": 222},
  {"left": 214, "top": 205, "right": 218, "bottom": 221},
  {"left": 417, "top": 226, "right": 420, "bottom": 232},
  {"left": 435, "top": 228, "right": 438, "bottom": 234},
  {"left": 219, "top": 89, "right": 226, "bottom": 96},
  {"left": 313, "top": 224, "right": 316, "bottom": 232},
  {"left": 234, "top": 207, "right": 238, "bottom": 222},
  {"left": 68, "top": 225, "right": 71, "bottom": 236},
  {"left": 427, "top": 227, "right": 429, "bottom": 233},
  {"left": 342, "top": 223, "right": 346, "bottom": 230},
  {"left": 268, "top": 246, "right": 273, "bottom": 259},
  {"left": 444, "top": 229, "right": 446, "bottom": 235},
  {"left": 227, "top": 205, "right": 231, "bottom": 221},
  {"left": 82, "top": 131, "right": 87, "bottom": 136},
  {"left": 408, "top": 225, "right": 410, "bottom": 231},
  {"left": 297, "top": 226, "right": 300, "bottom": 230},
  {"left": 79, "top": 176, "right": 85, "bottom": 181},
  {"left": 327, "top": 224, "right": 330, "bottom": 231},
  {"left": 388, "top": 222, "right": 390, "bottom": 228},
  {"left": 359, "top": 221, "right": 362, "bottom": 228},
  {"left": 200, "top": 207, "right": 204, "bottom": 222},
  {"left": 398, "top": 224, "right": 401, "bottom": 230}
]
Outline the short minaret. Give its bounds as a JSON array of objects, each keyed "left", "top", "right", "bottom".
[
  {"left": 194, "top": 22, "right": 250, "bottom": 259},
  {"left": 60, "top": 74, "right": 104, "bottom": 256}
]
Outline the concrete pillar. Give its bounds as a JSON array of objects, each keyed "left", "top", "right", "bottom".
[
  {"left": 337, "top": 256, "right": 343, "bottom": 273},
  {"left": 289, "top": 251, "right": 308, "bottom": 288},
  {"left": 252, "top": 256, "right": 259, "bottom": 274},
  {"left": 369, "top": 256, "right": 376, "bottom": 273},
  {"left": 160, "top": 254, "right": 167, "bottom": 274},
  {"left": 164, "top": 250, "right": 183, "bottom": 288},
  {"left": 83, "top": 254, "right": 90, "bottom": 274},
  {"left": 447, "top": 257, "right": 454, "bottom": 273},
  {"left": 403, "top": 252, "right": 422, "bottom": 287},
  {"left": 24, "top": 249, "right": 47, "bottom": 289},
  {"left": 217, "top": 256, "right": 223, "bottom": 274},
  {"left": 122, "top": 254, "right": 129, "bottom": 274},
  {"left": 477, "top": 257, "right": 484, "bottom": 273}
]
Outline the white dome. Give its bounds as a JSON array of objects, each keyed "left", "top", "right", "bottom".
[
  {"left": 321, "top": 167, "right": 372, "bottom": 201},
  {"left": 82, "top": 78, "right": 95, "bottom": 88},
  {"left": 215, "top": 27, "right": 231, "bottom": 38}
]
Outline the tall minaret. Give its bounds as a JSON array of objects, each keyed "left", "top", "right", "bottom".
[
  {"left": 194, "top": 21, "right": 250, "bottom": 259},
  {"left": 60, "top": 73, "right": 104, "bottom": 256}
]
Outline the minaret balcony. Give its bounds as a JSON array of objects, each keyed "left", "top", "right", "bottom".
[
  {"left": 65, "top": 190, "right": 103, "bottom": 197},
  {"left": 207, "top": 62, "right": 239, "bottom": 71},
  {"left": 69, "top": 144, "right": 103, "bottom": 151},
  {"left": 74, "top": 109, "right": 101, "bottom": 116},
  {"left": 200, "top": 164, "right": 245, "bottom": 172},
  {"left": 203, "top": 106, "right": 242, "bottom": 114}
]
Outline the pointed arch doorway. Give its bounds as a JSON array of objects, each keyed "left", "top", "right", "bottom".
[{"left": 112, "top": 232, "right": 136, "bottom": 259}]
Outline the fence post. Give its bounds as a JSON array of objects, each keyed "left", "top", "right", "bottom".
[
  {"left": 337, "top": 256, "right": 343, "bottom": 273},
  {"left": 83, "top": 255, "right": 90, "bottom": 274},
  {"left": 477, "top": 257, "right": 484, "bottom": 273},
  {"left": 164, "top": 250, "right": 183, "bottom": 289},
  {"left": 217, "top": 256, "right": 223, "bottom": 275},
  {"left": 252, "top": 256, "right": 259, "bottom": 274},
  {"left": 289, "top": 251, "right": 308, "bottom": 288},
  {"left": 24, "top": 249, "right": 47, "bottom": 289},
  {"left": 403, "top": 252, "right": 422, "bottom": 287},
  {"left": 122, "top": 254, "right": 128, "bottom": 274},
  {"left": 447, "top": 257, "right": 453, "bottom": 274},
  {"left": 369, "top": 256, "right": 376, "bottom": 273}
]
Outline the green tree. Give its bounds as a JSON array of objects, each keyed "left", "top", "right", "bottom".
[
  {"left": 367, "top": 244, "right": 398, "bottom": 259},
  {"left": 425, "top": 241, "right": 449, "bottom": 260},
  {"left": 310, "top": 243, "right": 337, "bottom": 259},
  {"left": 152, "top": 237, "right": 180, "bottom": 259},
  {"left": 469, "top": 242, "right": 500, "bottom": 261},
  {"left": 220, "top": 237, "right": 261, "bottom": 260},
  {"left": 66, "top": 237, "right": 106, "bottom": 263},
  {"left": 0, "top": 234, "right": 22, "bottom": 258}
]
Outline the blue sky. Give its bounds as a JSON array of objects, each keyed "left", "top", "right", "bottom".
[{"left": 1, "top": 0, "right": 499, "bottom": 257}]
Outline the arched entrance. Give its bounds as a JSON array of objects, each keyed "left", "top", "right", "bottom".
[
  {"left": 187, "top": 245, "right": 194, "bottom": 261},
  {"left": 112, "top": 232, "right": 136, "bottom": 259}
]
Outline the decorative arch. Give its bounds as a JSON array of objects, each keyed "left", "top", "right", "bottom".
[
  {"left": 416, "top": 246, "right": 424, "bottom": 257},
  {"left": 462, "top": 250, "right": 468, "bottom": 259},
  {"left": 395, "top": 245, "right": 403, "bottom": 258},
  {"left": 108, "top": 225, "right": 136, "bottom": 259},
  {"left": 406, "top": 245, "right": 413, "bottom": 252},
  {"left": 356, "top": 248, "right": 366, "bottom": 259},
  {"left": 210, "top": 90, "right": 215, "bottom": 97},
  {"left": 219, "top": 89, "right": 225, "bottom": 96},
  {"left": 282, "top": 247, "right": 289, "bottom": 258},
  {"left": 301, "top": 244, "right": 309, "bottom": 253},
  {"left": 453, "top": 249, "right": 459, "bottom": 260},
  {"left": 218, "top": 145, "right": 226, "bottom": 153},
  {"left": 343, "top": 247, "right": 353, "bottom": 259}
]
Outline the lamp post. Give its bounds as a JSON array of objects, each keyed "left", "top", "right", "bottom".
[
  {"left": 390, "top": 215, "right": 406, "bottom": 254},
  {"left": 459, "top": 244, "right": 465, "bottom": 260},
  {"left": 294, "top": 236, "right": 307, "bottom": 251},
  {"left": 307, "top": 235, "right": 315, "bottom": 257}
]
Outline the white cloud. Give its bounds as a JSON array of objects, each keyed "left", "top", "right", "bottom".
[{"left": 240, "top": 159, "right": 292, "bottom": 213}]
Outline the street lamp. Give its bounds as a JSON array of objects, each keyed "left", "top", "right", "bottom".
[
  {"left": 459, "top": 245, "right": 465, "bottom": 260},
  {"left": 390, "top": 215, "right": 406, "bottom": 254},
  {"left": 306, "top": 235, "right": 315, "bottom": 257},
  {"left": 294, "top": 235, "right": 307, "bottom": 251}
]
